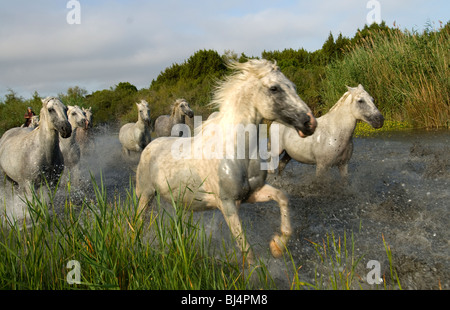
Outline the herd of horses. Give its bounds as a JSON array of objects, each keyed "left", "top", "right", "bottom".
[{"left": 0, "top": 59, "right": 384, "bottom": 264}]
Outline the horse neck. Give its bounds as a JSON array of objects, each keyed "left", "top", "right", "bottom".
[
  {"left": 136, "top": 113, "right": 149, "bottom": 129},
  {"left": 38, "top": 114, "right": 61, "bottom": 159},
  {"left": 65, "top": 121, "right": 79, "bottom": 145},
  {"left": 218, "top": 87, "right": 262, "bottom": 126},
  {"left": 324, "top": 95, "right": 357, "bottom": 139},
  {"left": 204, "top": 88, "right": 264, "bottom": 158},
  {"left": 171, "top": 108, "right": 185, "bottom": 125}
]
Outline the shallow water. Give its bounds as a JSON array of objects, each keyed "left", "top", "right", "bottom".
[
  {"left": 199, "top": 129, "right": 450, "bottom": 289},
  {"left": 261, "top": 129, "right": 449, "bottom": 289},
  {"left": 1, "top": 127, "right": 448, "bottom": 289}
]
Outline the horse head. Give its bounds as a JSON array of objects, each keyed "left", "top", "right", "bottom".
[
  {"left": 347, "top": 84, "right": 384, "bottom": 129},
  {"left": 137, "top": 100, "right": 151, "bottom": 125},
  {"left": 41, "top": 97, "right": 72, "bottom": 138},
  {"left": 67, "top": 105, "right": 87, "bottom": 130},
  {"left": 175, "top": 98, "right": 194, "bottom": 119},
  {"left": 239, "top": 59, "right": 316, "bottom": 137},
  {"left": 82, "top": 107, "right": 93, "bottom": 130}
]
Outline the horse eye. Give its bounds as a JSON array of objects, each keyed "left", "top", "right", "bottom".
[
  {"left": 48, "top": 108, "right": 54, "bottom": 113},
  {"left": 357, "top": 99, "right": 364, "bottom": 104},
  {"left": 269, "top": 86, "right": 279, "bottom": 92}
]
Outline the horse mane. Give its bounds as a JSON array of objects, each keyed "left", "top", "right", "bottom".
[
  {"left": 209, "top": 59, "right": 279, "bottom": 109},
  {"left": 170, "top": 98, "right": 185, "bottom": 117},
  {"left": 328, "top": 92, "right": 351, "bottom": 113},
  {"left": 42, "top": 96, "right": 59, "bottom": 106},
  {"left": 203, "top": 59, "right": 279, "bottom": 127}
]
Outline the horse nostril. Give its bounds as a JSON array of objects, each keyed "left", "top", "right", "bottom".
[{"left": 306, "top": 112, "right": 317, "bottom": 132}]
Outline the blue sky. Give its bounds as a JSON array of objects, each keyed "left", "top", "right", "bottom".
[{"left": 0, "top": 0, "right": 448, "bottom": 99}]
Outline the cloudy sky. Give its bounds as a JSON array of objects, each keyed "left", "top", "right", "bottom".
[{"left": 0, "top": 0, "right": 448, "bottom": 99}]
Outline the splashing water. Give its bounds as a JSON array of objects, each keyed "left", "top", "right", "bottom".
[{"left": 1, "top": 125, "right": 448, "bottom": 289}]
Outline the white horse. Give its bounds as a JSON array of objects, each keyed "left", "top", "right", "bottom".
[
  {"left": 136, "top": 59, "right": 317, "bottom": 264},
  {"left": 75, "top": 107, "right": 93, "bottom": 156},
  {"left": 119, "top": 100, "right": 152, "bottom": 156},
  {"left": 207, "top": 111, "right": 220, "bottom": 121},
  {"left": 272, "top": 84, "right": 384, "bottom": 178},
  {"left": 154, "top": 98, "right": 194, "bottom": 137},
  {"left": 0, "top": 97, "right": 72, "bottom": 194},
  {"left": 60, "top": 105, "right": 86, "bottom": 185}
]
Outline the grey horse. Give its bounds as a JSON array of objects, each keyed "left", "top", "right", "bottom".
[
  {"left": 154, "top": 98, "right": 194, "bottom": 137},
  {"left": 0, "top": 97, "right": 72, "bottom": 195},
  {"left": 136, "top": 59, "right": 317, "bottom": 264},
  {"left": 119, "top": 100, "right": 152, "bottom": 156},
  {"left": 60, "top": 105, "right": 86, "bottom": 185},
  {"left": 272, "top": 84, "right": 384, "bottom": 177},
  {"left": 75, "top": 106, "right": 93, "bottom": 156}
]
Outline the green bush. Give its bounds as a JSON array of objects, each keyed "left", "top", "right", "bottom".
[{"left": 321, "top": 23, "right": 449, "bottom": 128}]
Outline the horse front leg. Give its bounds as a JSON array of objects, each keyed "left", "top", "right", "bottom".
[
  {"left": 218, "top": 199, "right": 254, "bottom": 266},
  {"left": 246, "top": 184, "right": 291, "bottom": 258}
]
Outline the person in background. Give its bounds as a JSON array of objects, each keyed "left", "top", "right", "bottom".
[{"left": 24, "top": 107, "right": 35, "bottom": 127}]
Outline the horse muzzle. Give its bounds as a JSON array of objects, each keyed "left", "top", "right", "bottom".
[
  {"left": 370, "top": 114, "right": 384, "bottom": 129},
  {"left": 297, "top": 112, "right": 317, "bottom": 138},
  {"left": 59, "top": 123, "right": 72, "bottom": 138}
]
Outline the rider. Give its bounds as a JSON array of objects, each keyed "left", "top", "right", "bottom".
[{"left": 24, "top": 107, "right": 35, "bottom": 127}]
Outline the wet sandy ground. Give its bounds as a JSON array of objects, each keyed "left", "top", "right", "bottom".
[{"left": 193, "top": 129, "right": 449, "bottom": 289}]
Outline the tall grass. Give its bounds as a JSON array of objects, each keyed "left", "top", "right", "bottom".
[
  {"left": 0, "top": 177, "right": 273, "bottom": 290},
  {"left": 322, "top": 24, "right": 449, "bottom": 128},
  {"left": 0, "top": 177, "right": 405, "bottom": 290}
]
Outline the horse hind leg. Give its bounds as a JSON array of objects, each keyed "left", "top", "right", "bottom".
[
  {"left": 277, "top": 151, "right": 292, "bottom": 175},
  {"left": 246, "top": 184, "right": 291, "bottom": 258}
]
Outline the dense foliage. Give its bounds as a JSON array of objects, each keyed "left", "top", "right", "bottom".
[{"left": 1, "top": 21, "right": 448, "bottom": 136}]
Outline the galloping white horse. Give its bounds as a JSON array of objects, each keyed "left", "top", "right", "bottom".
[
  {"left": 136, "top": 60, "right": 317, "bottom": 263},
  {"left": 154, "top": 98, "right": 194, "bottom": 137},
  {"left": 272, "top": 84, "right": 384, "bottom": 177},
  {"left": 60, "top": 105, "right": 86, "bottom": 185},
  {"left": 0, "top": 97, "right": 72, "bottom": 194},
  {"left": 119, "top": 100, "right": 152, "bottom": 156}
]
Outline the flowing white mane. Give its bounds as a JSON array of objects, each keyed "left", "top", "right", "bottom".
[{"left": 203, "top": 59, "right": 279, "bottom": 129}]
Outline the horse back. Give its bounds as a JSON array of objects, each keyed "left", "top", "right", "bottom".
[{"left": 137, "top": 137, "right": 219, "bottom": 209}]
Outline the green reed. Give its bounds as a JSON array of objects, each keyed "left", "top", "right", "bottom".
[
  {"left": 0, "top": 176, "right": 273, "bottom": 290},
  {"left": 322, "top": 24, "right": 449, "bottom": 129}
]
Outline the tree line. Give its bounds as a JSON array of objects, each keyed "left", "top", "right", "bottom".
[{"left": 1, "top": 21, "right": 448, "bottom": 136}]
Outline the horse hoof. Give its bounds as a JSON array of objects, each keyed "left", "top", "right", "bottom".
[{"left": 270, "top": 235, "right": 284, "bottom": 258}]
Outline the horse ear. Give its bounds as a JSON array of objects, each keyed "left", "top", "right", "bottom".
[
  {"left": 346, "top": 85, "right": 357, "bottom": 96},
  {"left": 357, "top": 84, "right": 364, "bottom": 90}
]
